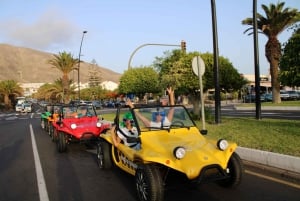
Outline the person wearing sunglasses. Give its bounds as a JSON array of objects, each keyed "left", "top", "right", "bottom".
[
  {"left": 112, "top": 112, "right": 140, "bottom": 150},
  {"left": 127, "top": 86, "right": 175, "bottom": 128}
]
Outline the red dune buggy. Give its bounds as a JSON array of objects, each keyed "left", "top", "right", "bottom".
[{"left": 53, "top": 104, "right": 111, "bottom": 153}]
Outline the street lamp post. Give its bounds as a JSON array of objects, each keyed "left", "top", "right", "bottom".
[
  {"left": 127, "top": 41, "right": 185, "bottom": 70},
  {"left": 78, "top": 30, "right": 87, "bottom": 101},
  {"left": 253, "top": 0, "right": 262, "bottom": 119},
  {"left": 210, "top": 0, "right": 221, "bottom": 124}
]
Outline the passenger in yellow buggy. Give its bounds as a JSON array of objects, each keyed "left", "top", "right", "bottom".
[
  {"left": 112, "top": 112, "right": 140, "bottom": 150},
  {"left": 127, "top": 86, "right": 175, "bottom": 129}
]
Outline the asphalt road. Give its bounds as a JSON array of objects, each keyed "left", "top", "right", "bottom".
[
  {"left": 0, "top": 112, "right": 299, "bottom": 201},
  {"left": 214, "top": 105, "right": 300, "bottom": 120}
]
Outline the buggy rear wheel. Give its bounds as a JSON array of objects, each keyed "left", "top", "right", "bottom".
[
  {"left": 96, "top": 141, "right": 112, "bottom": 169},
  {"left": 218, "top": 152, "right": 244, "bottom": 188},
  {"left": 52, "top": 128, "right": 58, "bottom": 142},
  {"left": 57, "top": 132, "right": 67, "bottom": 153},
  {"left": 45, "top": 121, "right": 49, "bottom": 132},
  {"left": 135, "top": 164, "right": 164, "bottom": 201}
]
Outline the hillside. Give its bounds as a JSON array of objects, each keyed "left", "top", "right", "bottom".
[{"left": 0, "top": 44, "right": 121, "bottom": 84}]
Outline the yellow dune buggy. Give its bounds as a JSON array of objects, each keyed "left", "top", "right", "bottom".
[{"left": 97, "top": 105, "right": 244, "bottom": 201}]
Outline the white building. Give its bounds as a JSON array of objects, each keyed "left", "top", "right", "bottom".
[
  {"left": 20, "top": 83, "right": 44, "bottom": 97},
  {"left": 19, "top": 80, "right": 119, "bottom": 97},
  {"left": 100, "top": 81, "right": 118, "bottom": 91}
]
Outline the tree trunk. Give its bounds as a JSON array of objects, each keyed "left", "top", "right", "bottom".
[
  {"left": 269, "top": 60, "right": 281, "bottom": 103},
  {"left": 4, "top": 94, "right": 10, "bottom": 107},
  {"left": 62, "top": 74, "right": 70, "bottom": 104},
  {"left": 265, "top": 36, "right": 281, "bottom": 103}
]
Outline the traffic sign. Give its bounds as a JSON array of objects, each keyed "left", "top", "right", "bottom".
[{"left": 192, "top": 56, "right": 205, "bottom": 76}]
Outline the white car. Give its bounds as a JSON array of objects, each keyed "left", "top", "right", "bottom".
[
  {"left": 280, "top": 90, "right": 290, "bottom": 100},
  {"left": 15, "top": 104, "right": 24, "bottom": 112},
  {"left": 23, "top": 103, "right": 32, "bottom": 113}
]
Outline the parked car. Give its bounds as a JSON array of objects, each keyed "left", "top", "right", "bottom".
[
  {"left": 264, "top": 93, "right": 273, "bottom": 102},
  {"left": 280, "top": 90, "right": 290, "bottom": 100},
  {"left": 115, "top": 100, "right": 126, "bottom": 107},
  {"left": 103, "top": 100, "right": 115, "bottom": 108},
  {"left": 97, "top": 105, "right": 244, "bottom": 201},
  {"left": 287, "top": 90, "right": 299, "bottom": 100},
  {"left": 52, "top": 104, "right": 112, "bottom": 153},
  {"left": 38, "top": 101, "right": 49, "bottom": 107},
  {"left": 80, "top": 100, "right": 92, "bottom": 105},
  {"left": 15, "top": 103, "right": 24, "bottom": 112},
  {"left": 243, "top": 94, "right": 255, "bottom": 103},
  {"left": 23, "top": 103, "right": 32, "bottom": 113},
  {"left": 69, "top": 100, "right": 80, "bottom": 106},
  {"left": 92, "top": 100, "right": 103, "bottom": 109}
]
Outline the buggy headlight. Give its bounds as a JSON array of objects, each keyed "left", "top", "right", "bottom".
[
  {"left": 71, "top": 123, "right": 77, "bottom": 129},
  {"left": 217, "top": 139, "right": 228, "bottom": 151},
  {"left": 173, "top": 146, "right": 186, "bottom": 159},
  {"left": 96, "top": 122, "right": 102, "bottom": 127}
]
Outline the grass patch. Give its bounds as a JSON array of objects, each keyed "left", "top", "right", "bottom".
[
  {"left": 101, "top": 112, "right": 300, "bottom": 157},
  {"left": 203, "top": 117, "right": 300, "bottom": 157},
  {"left": 99, "top": 113, "right": 115, "bottom": 121}
]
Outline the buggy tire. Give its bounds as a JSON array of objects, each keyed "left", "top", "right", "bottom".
[
  {"left": 96, "top": 141, "right": 112, "bottom": 169},
  {"left": 135, "top": 164, "right": 164, "bottom": 201},
  {"left": 45, "top": 121, "right": 49, "bottom": 132},
  {"left": 52, "top": 128, "right": 58, "bottom": 142},
  {"left": 48, "top": 124, "right": 53, "bottom": 137},
  {"left": 218, "top": 152, "right": 244, "bottom": 188},
  {"left": 57, "top": 132, "right": 67, "bottom": 153}
]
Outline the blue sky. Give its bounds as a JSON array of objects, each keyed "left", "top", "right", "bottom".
[{"left": 0, "top": 0, "right": 299, "bottom": 75}]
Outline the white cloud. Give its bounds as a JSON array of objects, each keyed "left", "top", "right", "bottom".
[{"left": 1, "top": 8, "right": 79, "bottom": 51}]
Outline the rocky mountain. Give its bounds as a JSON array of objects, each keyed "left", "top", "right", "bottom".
[{"left": 0, "top": 43, "right": 121, "bottom": 84}]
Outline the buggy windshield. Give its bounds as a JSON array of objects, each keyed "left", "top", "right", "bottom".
[{"left": 132, "top": 105, "right": 196, "bottom": 131}]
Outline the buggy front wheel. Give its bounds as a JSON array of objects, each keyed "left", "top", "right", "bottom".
[
  {"left": 96, "top": 141, "right": 112, "bottom": 169},
  {"left": 57, "top": 132, "right": 67, "bottom": 153},
  {"left": 218, "top": 152, "right": 244, "bottom": 188},
  {"left": 135, "top": 164, "right": 164, "bottom": 201}
]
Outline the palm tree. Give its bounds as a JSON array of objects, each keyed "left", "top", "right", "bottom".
[
  {"left": 0, "top": 80, "right": 23, "bottom": 108},
  {"left": 48, "top": 51, "right": 79, "bottom": 103},
  {"left": 35, "top": 79, "right": 76, "bottom": 103},
  {"left": 242, "top": 2, "right": 300, "bottom": 103},
  {"left": 34, "top": 83, "right": 58, "bottom": 102}
]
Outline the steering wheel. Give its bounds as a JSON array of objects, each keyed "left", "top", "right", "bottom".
[{"left": 170, "top": 120, "right": 184, "bottom": 128}]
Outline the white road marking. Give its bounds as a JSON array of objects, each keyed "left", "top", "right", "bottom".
[{"left": 30, "top": 124, "right": 49, "bottom": 201}]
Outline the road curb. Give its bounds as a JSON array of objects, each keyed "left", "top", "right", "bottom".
[
  {"left": 234, "top": 106, "right": 300, "bottom": 111},
  {"left": 236, "top": 147, "right": 300, "bottom": 174}
]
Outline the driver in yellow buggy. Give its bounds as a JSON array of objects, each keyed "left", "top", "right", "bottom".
[{"left": 112, "top": 112, "right": 140, "bottom": 150}]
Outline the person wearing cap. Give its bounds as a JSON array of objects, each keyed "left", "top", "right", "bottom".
[
  {"left": 112, "top": 112, "right": 140, "bottom": 150},
  {"left": 127, "top": 86, "right": 175, "bottom": 128}
]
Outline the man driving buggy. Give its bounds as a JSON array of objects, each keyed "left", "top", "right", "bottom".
[{"left": 112, "top": 112, "right": 140, "bottom": 150}]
